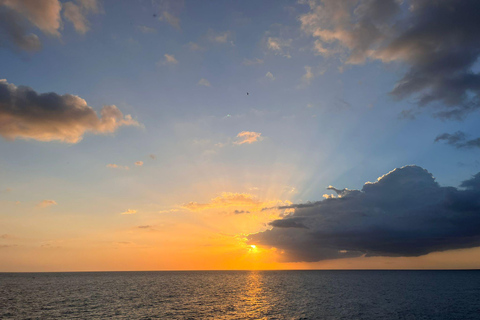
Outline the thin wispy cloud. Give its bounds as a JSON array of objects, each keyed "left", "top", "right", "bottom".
[
  {"left": 63, "top": 0, "right": 101, "bottom": 34},
  {"left": 37, "top": 200, "right": 57, "bottom": 208},
  {"left": 121, "top": 209, "right": 137, "bottom": 215},
  {"left": 106, "top": 164, "right": 129, "bottom": 170},
  {"left": 159, "top": 54, "right": 178, "bottom": 66},
  {"left": 265, "top": 72, "right": 275, "bottom": 81},
  {"left": 234, "top": 131, "right": 262, "bottom": 145},
  {"left": 243, "top": 58, "right": 264, "bottom": 66},
  {"left": 197, "top": 78, "right": 211, "bottom": 87},
  {"left": 135, "top": 161, "right": 143, "bottom": 166}
]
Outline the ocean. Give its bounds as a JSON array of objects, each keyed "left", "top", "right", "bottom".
[{"left": 1, "top": 270, "right": 479, "bottom": 319}]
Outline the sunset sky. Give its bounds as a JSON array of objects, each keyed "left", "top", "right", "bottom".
[{"left": 1, "top": 0, "right": 480, "bottom": 271}]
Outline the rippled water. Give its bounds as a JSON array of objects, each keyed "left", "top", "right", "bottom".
[{"left": 1, "top": 270, "right": 479, "bottom": 319}]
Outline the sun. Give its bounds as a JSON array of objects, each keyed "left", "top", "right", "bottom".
[{"left": 250, "top": 245, "right": 257, "bottom": 249}]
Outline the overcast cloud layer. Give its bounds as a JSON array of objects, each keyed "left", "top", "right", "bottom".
[
  {"left": 249, "top": 166, "right": 480, "bottom": 262},
  {"left": 0, "top": 79, "right": 139, "bottom": 143},
  {"left": 301, "top": 0, "right": 480, "bottom": 119}
]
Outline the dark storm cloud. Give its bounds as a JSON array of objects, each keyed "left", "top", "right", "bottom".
[
  {"left": 0, "top": 79, "right": 140, "bottom": 143},
  {"left": 435, "top": 131, "right": 480, "bottom": 149},
  {"left": 301, "top": 0, "right": 480, "bottom": 119},
  {"left": 248, "top": 166, "right": 480, "bottom": 262},
  {"left": 268, "top": 218, "right": 308, "bottom": 229}
]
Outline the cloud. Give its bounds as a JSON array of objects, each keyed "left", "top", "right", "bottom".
[
  {"left": 63, "top": 0, "right": 100, "bottom": 34},
  {"left": 300, "top": 0, "right": 480, "bottom": 120},
  {"left": 435, "top": 131, "right": 480, "bottom": 149},
  {"left": 0, "top": 79, "right": 140, "bottom": 143},
  {"left": 0, "top": 0, "right": 62, "bottom": 36},
  {"left": 157, "top": 0, "right": 184, "bottom": 30},
  {"left": 234, "top": 131, "right": 262, "bottom": 145},
  {"left": 121, "top": 209, "right": 137, "bottom": 215},
  {"left": 197, "top": 78, "right": 211, "bottom": 87},
  {"left": 135, "top": 161, "right": 143, "bottom": 166},
  {"left": 106, "top": 164, "right": 129, "bottom": 170},
  {"left": 159, "top": 54, "right": 178, "bottom": 65},
  {"left": 249, "top": 165, "right": 480, "bottom": 262},
  {"left": 266, "top": 37, "right": 292, "bottom": 58},
  {"left": 37, "top": 199, "right": 57, "bottom": 208},
  {"left": 243, "top": 58, "right": 264, "bottom": 66},
  {"left": 265, "top": 72, "right": 275, "bottom": 81},
  {"left": 136, "top": 25, "right": 156, "bottom": 33},
  {"left": 207, "top": 29, "right": 232, "bottom": 44},
  {"left": 185, "top": 41, "right": 204, "bottom": 51},
  {"left": 182, "top": 192, "right": 287, "bottom": 213},
  {"left": 149, "top": 154, "right": 157, "bottom": 160},
  {"left": 300, "top": 66, "right": 314, "bottom": 86}
]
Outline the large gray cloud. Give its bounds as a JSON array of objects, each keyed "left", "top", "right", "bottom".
[
  {"left": 300, "top": 0, "right": 480, "bottom": 119},
  {"left": 248, "top": 166, "right": 480, "bottom": 262},
  {"left": 0, "top": 79, "right": 139, "bottom": 143}
]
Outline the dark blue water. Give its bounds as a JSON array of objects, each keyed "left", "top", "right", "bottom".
[{"left": 1, "top": 270, "right": 479, "bottom": 319}]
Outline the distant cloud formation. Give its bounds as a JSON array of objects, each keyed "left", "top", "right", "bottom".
[
  {"left": 37, "top": 199, "right": 57, "bottom": 208},
  {"left": 182, "top": 192, "right": 287, "bottom": 213},
  {"left": 0, "top": 0, "right": 101, "bottom": 51},
  {"left": 136, "top": 25, "right": 156, "bottom": 34},
  {"left": 300, "top": 66, "right": 314, "bottom": 86},
  {"left": 149, "top": 154, "right": 157, "bottom": 160},
  {"left": 197, "top": 78, "right": 211, "bottom": 87},
  {"left": 234, "top": 131, "right": 262, "bottom": 145},
  {"left": 135, "top": 161, "right": 143, "bottom": 166},
  {"left": 63, "top": 0, "right": 101, "bottom": 34},
  {"left": 160, "top": 54, "right": 178, "bottom": 65},
  {"left": 106, "top": 164, "right": 129, "bottom": 170},
  {"left": 265, "top": 72, "right": 275, "bottom": 81},
  {"left": 435, "top": 131, "right": 480, "bottom": 149},
  {"left": 300, "top": 0, "right": 480, "bottom": 119},
  {"left": 0, "top": 79, "right": 140, "bottom": 143},
  {"left": 249, "top": 165, "right": 480, "bottom": 262},
  {"left": 243, "top": 58, "right": 263, "bottom": 66},
  {"left": 207, "top": 29, "right": 232, "bottom": 44},
  {"left": 121, "top": 209, "right": 137, "bottom": 215},
  {"left": 157, "top": 0, "right": 184, "bottom": 30}
]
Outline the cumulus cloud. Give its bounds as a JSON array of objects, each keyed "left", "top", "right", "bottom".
[
  {"left": 121, "top": 209, "right": 137, "bottom": 215},
  {"left": 300, "top": 0, "right": 480, "bottom": 119},
  {"left": 435, "top": 131, "right": 480, "bottom": 149},
  {"left": 0, "top": 79, "right": 140, "bottom": 143},
  {"left": 134, "top": 161, "right": 143, "bottom": 166},
  {"left": 234, "top": 131, "right": 262, "bottom": 145},
  {"left": 63, "top": 0, "right": 100, "bottom": 34},
  {"left": 37, "top": 199, "right": 57, "bottom": 208},
  {"left": 249, "top": 165, "right": 480, "bottom": 262},
  {"left": 182, "top": 192, "right": 287, "bottom": 213},
  {"left": 0, "top": 0, "right": 101, "bottom": 51},
  {"left": 0, "top": 0, "right": 62, "bottom": 36},
  {"left": 197, "top": 78, "right": 211, "bottom": 87}
]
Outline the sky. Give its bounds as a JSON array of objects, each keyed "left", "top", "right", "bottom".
[{"left": 1, "top": 0, "right": 480, "bottom": 272}]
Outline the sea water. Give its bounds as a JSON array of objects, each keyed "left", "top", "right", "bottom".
[{"left": 1, "top": 270, "right": 479, "bottom": 319}]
